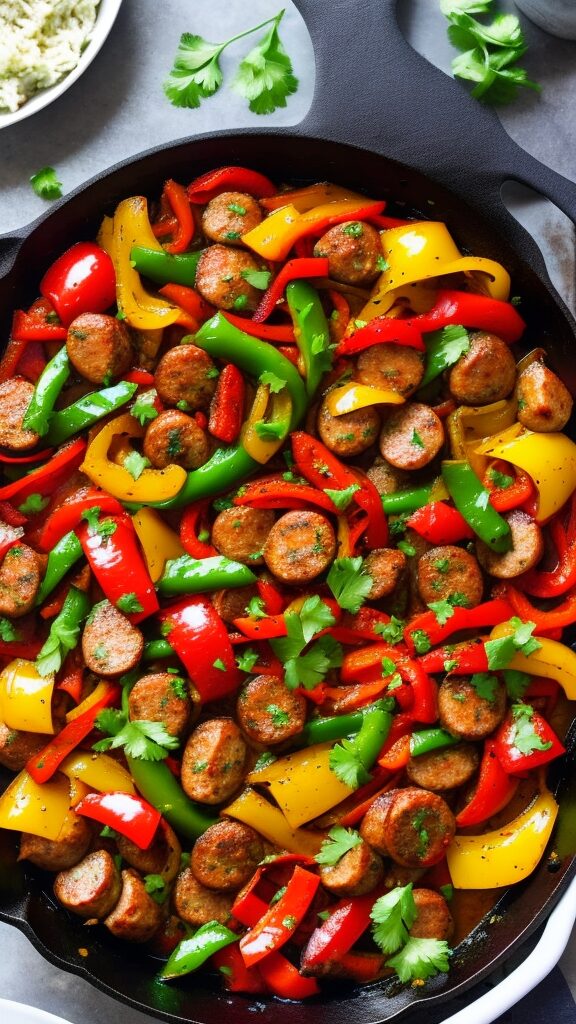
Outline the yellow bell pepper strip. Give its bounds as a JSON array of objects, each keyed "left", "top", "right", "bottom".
[
  {"left": 488, "top": 621, "right": 576, "bottom": 699},
  {"left": 0, "top": 770, "right": 70, "bottom": 840},
  {"left": 325, "top": 383, "right": 405, "bottom": 417},
  {"left": 242, "top": 199, "right": 386, "bottom": 262},
  {"left": 242, "top": 382, "right": 293, "bottom": 464},
  {"left": 446, "top": 789, "right": 559, "bottom": 889},
  {"left": 475, "top": 427, "right": 576, "bottom": 523},
  {"left": 80, "top": 411, "right": 186, "bottom": 502},
  {"left": 358, "top": 222, "right": 511, "bottom": 321},
  {"left": 65, "top": 677, "right": 120, "bottom": 723},
  {"left": 99, "top": 196, "right": 181, "bottom": 330},
  {"left": 59, "top": 751, "right": 136, "bottom": 794},
  {"left": 261, "top": 182, "right": 372, "bottom": 213},
  {"left": 447, "top": 398, "right": 518, "bottom": 479},
  {"left": 0, "top": 658, "right": 55, "bottom": 734},
  {"left": 132, "top": 507, "right": 185, "bottom": 582},
  {"left": 223, "top": 787, "right": 323, "bottom": 856},
  {"left": 247, "top": 741, "right": 354, "bottom": 828}
]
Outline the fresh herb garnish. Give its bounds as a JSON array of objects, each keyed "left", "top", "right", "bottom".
[
  {"left": 130, "top": 389, "right": 159, "bottom": 426},
  {"left": 327, "top": 556, "right": 373, "bottom": 614},
  {"left": 116, "top": 593, "right": 144, "bottom": 615},
  {"left": 485, "top": 617, "right": 541, "bottom": 670},
  {"left": 94, "top": 708, "right": 179, "bottom": 761},
  {"left": 315, "top": 825, "right": 362, "bottom": 866},
  {"left": 30, "top": 166, "right": 63, "bottom": 200}
]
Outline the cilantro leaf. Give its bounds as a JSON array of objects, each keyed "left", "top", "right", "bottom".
[
  {"left": 236, "top": 647, "right": 259, "bottom": 672},
  {"left": 242, "top": 269, "right": 272, "bottom": 290},
  {"left": 329, "top": 739, "right": 371, "bottom": 789},
  {"left": 315, "top": 825, "right": 362, "bottom": 866},
  {"left": 0, "top": 617, "right": 19, "bottom": 642},
  {"left": 232, "top": 12, "right": 298, "bottom": 115},
  {"left": 124, "top": 451, "right": 151, "bottom": 480},
  {"left": 283, "top": 635, "right": 343, "bottom": 690},
  {"left": 485, "top": 617, "right": 541, "bottom": 670},
  {"left": 163, "top": 34, "right": 224, "bottom": 109},
  {"left": 397, "top": 539, "right": 416, "bottom": 557},
  {"left": 144, "top": 874, "right": 169, "bottom": 904},
  {"left": 386, "top": 937, "right": 451, "bottom": 983},
  {"left": 489, "top": 467, "right": 514, "bottom": 490},
  {"left": 266, "top": 703, "right": 291, "bottom": 727},
  {"left": 327, "top": 557, "right": 373, "bottom": 614},
  {"left": 323, "top": 483, "right": 360, "bottom": 511},
  {"left": 502, "top": 669, "right": 531, "bottom": 701},
  {"left": 297, "top": 595, "right": 336, "bottom": 645},
  {"left": 271, "top": 597, "right": 338, "bottom": 690},
  {"left": 94, "top": 712, "right": 180, "bottom": 761},
  {"left": 17, "top": 493, "right": 49, "bottom": 515},
  {"left": 30, "top": 166, "right": 63, "bottom": 200},
  {"left": 412, "top": 629, "right": 432, "bottom": 655},
  {"left": 421, "top": 325, "right": 470, "bottom": 387},
  {"left": 440, "top": 0, "right": 492, "bottom": 14},
  {"left": 510, "top": 703, "right": 553, "bottom": 756},
  {"left": 81, "top": 507, "right": 118, "bottom": 540},
  {"left": 116, "top": 593, "right": 144, "bottom": 615},
  {"left": 253, "top": 420, "right": 286, "bottom": 441},
  {"left": 259, "top": 370, "right": 286, "bottom": 393},
  {"left": 469, "top": 672, "right": 498, "bottom": 703},
  {"left": 130, "top": 389, "right": 159, "bottom": 427},
  {"left": 245, "top": 595, "right": 267, "bottom": 619},
  {"left": 427, "top": 600, "right": 455, "bottom": 627},
  {"left": 213, "top": 658, "right": 227, "bottom": 672},
  {"left": 36, "top": 588, "right": 88, "bottom": 677},
  {"left": 374, "top": 615, "right": 405, "bottom": 645},
  {"left": 371, "top": 884, "right": 417, "bottom": 955}
]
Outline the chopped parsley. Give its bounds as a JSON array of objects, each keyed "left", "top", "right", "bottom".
[
  {"left": 81, "top": 506, "right": 118, "bottom": 540},
  {"left": 0, "top": 617, "right": 19, "bottom": 642},
  {"left": 236, "top": 647, "right": 259, "bottom": 673},
  {"left": 144, "top": 874, "right": 169, "bottom": 904},
  {"left": 376, "top": 255, "right": 390, "bottom": 272},
  {"left": 509, "top": 702, "right": 552, "bottom": 756},
  {"left": 116, "top": 593, "right": 144, "bottom": 615},
  {"left": 427, "top": 600, "right": 455, "bottom": 627},
  {"left": 245, "top": 595, "right": 267, "bottom": 619},
  {"left": 242, "top": 268, "right": 272, "bottom": 290},
  {"left": 485, "top": 617, "right": 542, "bottom": 670},
  {"left": 124, "top": 450, "right": 151, "bottom": 481},
  {"left": 17, "top": 493, "right": 49, "bottom": 515},
  {"left": 397, "top": 539, "right": 416, "bottom": 557},
  {"left": 228, "top": 202, "right": 247, "bottom": 216},
  {"left": 270, "top": 596, "right": 341, "bottom": 690},
  {"left": 342, "top": 222, "right": 363, "bottom": 238},
  {"left": 259, "top": 370, "right": 286, "bottom": 393},
  {"left": 374, "top": 615, "right": 405, "bottom": 645},
  {"left": 266, "top": 704, "right": 290, "bottom": 727},
  {"left": 489, "top": 467, "right": 514, "bottom": 490},
  {"left": 130, "top": 389, "right": 159, "bottom": 426},
  {"left": 323, "top": 483, "right": 360, "bottom": 511},
  {"left": 411, "top": 429, "right": 425, "bottom": 449},
  {"left": 213, "top": 658, "right": 227, "bottom": 672},
  {"left": 315, "top": 826, "right": 362, "bottom": 866},
  {"left": 469, "top": 672, "right": 499, "bottom": 703},
  {"left": 502, "top": 669, "right": 531, "bottom": 701},
  {"left": 412, "top": 629, "right": 432, "bottom": 654}
]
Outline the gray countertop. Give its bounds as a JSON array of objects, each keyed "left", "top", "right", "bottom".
[{"left": 1, "top": 1, "right": 575, "bottom": 1021}]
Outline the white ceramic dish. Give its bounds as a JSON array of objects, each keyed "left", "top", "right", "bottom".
[{"left": 0, "top": 0, "right": 123, "bottom": 130}]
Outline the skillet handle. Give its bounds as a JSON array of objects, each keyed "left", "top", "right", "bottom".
[{"left": 292, "top": 0, "right": 576, "bottom": 225}]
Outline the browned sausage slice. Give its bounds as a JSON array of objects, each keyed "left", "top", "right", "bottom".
[
  {"left": 263, "top": 510, "right": 336, "bottom": 585},
  {"left": 237, "top": 674, "right": 307, "bottom": 744},
  {"left": 360, "top": 788, "right": 455, "bottom": 867},
  {"left": 211, "top": 506, "right": 275, "bottom": 566},
  {"left": 181, "top": 718, "right": 246, "bottom": 804},
  {"left": 128, "top": 672, "right": 190, "bottom": 738},
  {"left": 476, "top": 509, "right": 544, "bottom": 578},
  {"left": 54, "top": 849, "right": 121, "bottom": 918},
  {"left": 173, "top": 866, "right": 234, "bottom": 926},
  {"left": 195, "top": 245, "right": 263, "bottom": 311},
  {"left": 417, "top": 545, "right": 483, "bottom": 607},
  {"left": 115, "top": 819, "right": 181, "bottom": 883},
  {"left": 82, "top": 600, "right": 144, "bottom": 676},
  {"left": 366, "top": 456, "right": 409, "bottom": 495},
  {"left": 191, "top": 820, "right": 264, "bottom": 891},
  {"left": 155, "top": 343, "right": 218, "bottom": 411},
  {"left": 104, "top": 868, "right": 163, "bottom": 942},
  {"left": 317, "top": 398, "right": 381, "bottom": 457},
  {"left": 66, "top": 313, "right": 132, "bottom": 385},
  {"left": 0, "top": 378, "right": 41, "bottom": 450},
  {"left": 0, "top": 543, "right": 41, "bottom": 617},
  {"left": 516, "top": 361, "right": 573, "bottom": 432},
  {"left": 448, "top": 332, "right": 516, "bottom": 406},
  {"left": 406, "top": 743, "right": 479, "bottom": 791},
  {"left": 19, "top": 811, "right": 92, "bottom": 871},
  {"left": 356, "top": 344, "right": 425, "bottom": 398},
  {"left": 379, "top": 403, "right": 444, "bottom": 471},
  {"left": 143, "top": 409, "right": 210, "bottom": 469},
  {"left": 438, "top": 676, "right": 507, "bottom": 740},
  {"left": 212, "top": 585, "right": 258, "bottom": 624},
  {"left": 410, "top": 888, "right": 454, "bottom": 941},
  {"left": 318, "top": 837, "right": 384, "bottom": 897},
  {"left": 202, "top": 192, "right": 263, "bottom": 245},
  {"left": 365, "top": 548, "right": 407, "bottom": 599},
  {"left": 0, "top": 721, "right": 46, "bottom": 771},
  {"left": 313, "top": 221, "right": 383, "bottom": 286}
]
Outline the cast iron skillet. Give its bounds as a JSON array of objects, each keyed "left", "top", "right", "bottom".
[{"left": 1, "top": 1, "right": 576, "bottom": 1021}]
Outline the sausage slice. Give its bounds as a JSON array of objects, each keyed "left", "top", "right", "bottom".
[
  {"left": 263, "top": 510, "right": 336, "bottom": 585},
  {"left": 0, "top": 378, "right": 41, "bottom": 450},
  {"left": 128, "top": 672, "right": 191, "bottom": 738},
  {"left": 104, "top": 868, "right": 163, "bottom": 942},
  {"left": 202, "top": 192, "right": 263, "bottom": 245},
  {"left": 406, "top": 743, "right": 479, "bottom": 791},
  {"left": 360, "top": 788, "right": 455, "bottom": 867},
  {"left": 154, "top": 343, "right": 218, "bottom": 411},
  {"left": 438, "top": 675, "right": 507, "bottom": 740},
  {"left": 317, "top": 398, "right": 381, "bottom": 457},
  {"left": 195, "top": 245, "right": 263, "bottom": 311},
  {"left": 379, "top": 403, "right": 444, "bottom": 471},
  {"left": 115, "top": 819, "right": 181, "bottom": 883},
  {"left": 318, "top": 837, "right": 384, "bottom": 897},
  {"left": 516, "top": 361, "right": 573, "bottom": 432},
  {"left": 356, "top": 344, "right": 425, "bottom": 398},
  {"left": 181, "top": 718, "right": 246, "bottom": 804},
  {"left": 191, "top": 820, "right": 264, "bottom": 891},
  {"left": 82, "top": 600, "right": 144, "bottom": 676},
  {"left": 143, "top": 409, "right": 210, "bottom": 469},
  {"left": 448, "top": 332, "right": 516, "bottom": 406},
  {"left": 365, "top": 548, "right": 407, "bottom": 599},
  {"left": 237, "top": 674, "right": 307, "bottom": 744},
  {"left": 211, "top": 506, "right": 275, "bottom": 566},
  {"left": 173, "top": 866, "right": 234, "bottom": 926},
  {"left": 54, "top": 849, "right": 121, "bottom": 919},
  {"left": 476, "top": 509, "right": 544, "bottom": 578},
  {"left": 417, "top": 545, "right": 483, "bottom": 608},
  {"left": 313, "top": 221, "right": 382, "bottom": 286},
  {"left": 66, "top": 313, "right": 132, "bottom": 385},
  {"left": 0, "top": 543, "right": 41, "bottom": 617},
  {"left": 19, "top": 811, "right": 92, "bottom": 871},
  {"left": 410, "top": 888, "right": 454, "bottom": 941}
]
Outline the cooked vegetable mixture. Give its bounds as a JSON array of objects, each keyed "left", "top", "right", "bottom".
[{"left": 0, "top": 166, "right": 575, "bottom": 997}]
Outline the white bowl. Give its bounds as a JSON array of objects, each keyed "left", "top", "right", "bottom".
[{"left": 0, "top": 0, "right": 123, "bottom": 130}]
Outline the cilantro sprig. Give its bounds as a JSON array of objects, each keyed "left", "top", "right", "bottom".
[
  {"left": 485, "top": 617, "right": 541, "bottom": 670},
  {"left": 94, "top": 707, "right": 180, "bottom": 762},
  {"left": 270, "top": 595, "right": 342, "bottom": 690},
  {"left": 164, "top": 9, "right": 298, "bottom": 116},
  {"left": 510, "top": 702, "right": 553, "bottom": 756},
  {"left": 371, "top": 883, "right": 452, "bottom": 982},
  {"left": 315, "top": 826, "right": 362, "bottom": 866},
  {"left": 30, "top": 166, "right": 63, "bottom": 200},
  {"left": 327, "top": 556, "right": 373, "bottom": 615}
]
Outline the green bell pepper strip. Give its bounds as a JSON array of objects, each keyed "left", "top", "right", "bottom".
[
  {"left": 36, "top": 585, "right": 91, "bottom": 676},
  {"left": 130, "top": 246, "right": 202, "bottom": 287},
  {"left": 297, "top": 698, "right": 395, "bottom": 747},
  {"left": 160, "top": 922, "right": 238, "bottom": 981},
  {"left": 419, "top": 326, "right": 470, "bottom": 389},
  {"left": 22, "top": 346, "right": 70, "bottom": 436},
  {"left": 126, "top": 755, "right": 217, "bottom": 841},
  {"left": 286, "top": 280, "right": 332, "bottom": 397},
  {"left": 45, "top": 381, "right": 138, "bottom": 446},
  {"left": 154, "top": 314, "right": 310, "bottom": 510},
  {"left": 354, "top": 701, "right": 393, "bottom": 771},
  {"left": 442, "top": 460, "right": 511, "bottom": 553},
  {"left": 381, "top": 484, "right": 433, "bottom": 516},
  {"left": 35, "top": 531, "right": 84, "bottom": 606},
  {"left": 410, "top": 728, "right": 460, "bottom": 758},
  {"left": 158, "top": 554, "right": 257, "bottom": 596},
  {"left": 143, "top": 638, "right": 175, "bottom": 661}
]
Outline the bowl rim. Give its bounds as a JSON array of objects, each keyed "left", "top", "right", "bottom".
[{"left": 0, "top": 0, "right": 124, "bottom": 130}]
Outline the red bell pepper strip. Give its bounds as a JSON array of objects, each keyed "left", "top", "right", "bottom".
[
  {"left": 407, "top": 501, "right": 474, "bottom": 544},
  {"left": 291, "top": 432, "right": 388, "bottom": 548},
  {"left": 16, "top": 341, "right": 47, "bottom": 382},
  {"left": 341, "top": 643, "right": 404, "bottom": 683},
  {"left": 159, "top": 596, "right": 241, "bottom": 701},
  {"left": 57, "top": 647, "right": 85, "bottom": 703},
  {"left": 211, "top": 945, "right": 266, "bottom": 994},
  {"left": 329, "top": 608, "right": 392, "bottom": 646},
  {"left": 328, "top": 289, "right": 351, "bottom": 334},
  {"left": 418, "top": 638, "right": 489, "bottom": 676},
  {"left": 456, "top": 740, "right": 520, "bottom": 828},
  {"left": 179, "top": 500, "right": 218, "bottom": 558},
  {"left": 10, "top": 310, "right": 67, "bottom": 342},
  {"left": 123, "top": 368, "right": 155, "bottom": 386},
  {"left": 187, "top": 166, "right": 277, "bottom": 203},
  {"left": 40, "top": 242, "right": 117, "bottom": 327},
  {"left": 484, "top": 462, "right": 535, "bottom": 513},
  {"left": 492, "top": 581, "right": 576, "bottom": 632},
  {"left": 75, "top": 791, "right": 161, "bottom": 850},
  {"left": 0, "top": 337, "right": 26, "bottom": 384},
  {"left": 301, "top": 889, "right": 381, "bottom": 968},
  {"left": 222, "top": 311, "right": 295, "bottom": 343},
  {"left": 338, "top": 771, "right": 400, "bottom": 827},
  {"left": 404, "top": 598, "right": 515, "bottom": 652},
  {"left": 26, "top": 681, "right": 120, "bottom": 783},
  {"left": 158, "top": 283, "right": 214, "bottom": 327},
  {"left": 0, "top": 438, "right": 86, "bottom": 502},
  {"left": 0, "top": 449, "right": 52, "bottom": 466},
  {"left": 239, "top": 865, "right": 320, "bottom": 967},
  {"left": 208, "top": 363, "right": 245, "bottom": 444},
  {"left": 337, "top": 318, "right": 425, "bottom": 356},
  {"left": 232, "top": 613, "right": 288, "bottom": 640},
  {"left": 409, "top": 289, "right": 526, "bottom": 343},
  {"left": 0, "top": 639, "right": 43, "bottom": 660},
  {"left": 494, "top": 707, "right": 565, "bottom": 774},
  {"left": 252, "top": 258, "right": 329, "bottom": 322},
  {"left": 519, "top": 493, "right": 576, "bottom": 598},
  {"left": 233, "top": 474, "right": 339, "bottom": 513},
  {"left": 342, "top": 647, "right": 436, "bottom": 723},
  {"left": 156, "top": 180, "right": 194, "bottom": 254},
  {"left": 336, "top": 951, "right": 384, "bottom": 984},
  {"left": 369, "top": 214, "right": 412, "bottom": 229},
  {"left": 39, "top": 489, "right": 125, "bottom": 551},
  {"left": 257, "top": 953, "right": 320, "bottom": 999},
  {"left": 256, "top": 576, "right": 286, "bottom": 615},
  {"left": 0, "top": 502, "right": 27, "bottom": 526},
  {"left": 321, "top": 679, "right": 389, "bottom": 714},
  {"left": 378, "top": 734, "right": 411, "bottom": 772},
  {"left": 76, "top": 515, "right": 158, "bottom": 624}
]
